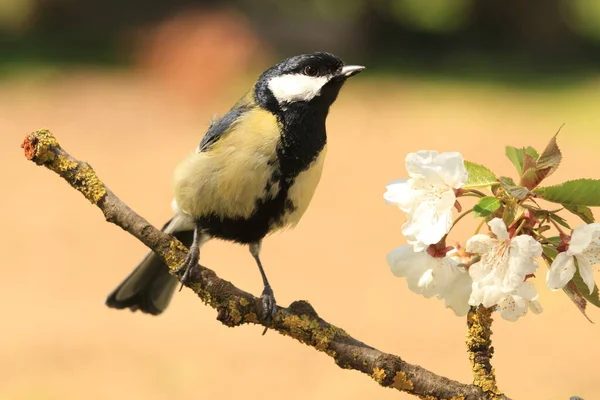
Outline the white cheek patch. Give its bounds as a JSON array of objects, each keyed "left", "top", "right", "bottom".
[{"left": 268, "top": 74, "right": 331, "bottom": 103}]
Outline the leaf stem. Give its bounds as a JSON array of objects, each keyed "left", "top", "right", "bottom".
[
  {"left": 451, "top": 208, "right": 474, "bottom": 230},
  {"left": 512, "top": 219, "right": 527, "bottom": 237},
  {"left": 467, "top": 189, "right": 487, "bottom": 197},
  {"left": 548, "top": 216, "right": 567, "bottom": 236},
  {"left": 475, "top": 218, "right": 486, "bottom": 235}
]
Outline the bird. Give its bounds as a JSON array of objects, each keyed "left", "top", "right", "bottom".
[{"left": 105, "top": 52, "right": 365, "bottom": 325}]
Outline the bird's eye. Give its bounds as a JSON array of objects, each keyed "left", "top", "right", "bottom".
[{"left": 303, "top": 65, "right": 319, "bottom": 77}]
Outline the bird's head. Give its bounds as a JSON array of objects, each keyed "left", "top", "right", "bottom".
[{"left": 254, "top": 52, "right": 365, "bottom": 114}]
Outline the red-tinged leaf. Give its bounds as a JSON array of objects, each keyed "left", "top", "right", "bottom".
[
  {"left": 536, "top": 133, "right": 562, "bottom": 181},
  {"left": 522, "top": 153, "right": 537, "bottom": 174},
  {"left": 562, "top": 281, "right": 593, "bottom": 323},
  {"left": 520, "top": 167, "right": 537, "bottom": 190},
  {"left": 499, "top": 176, "right": 530, "bottom": 200},
  {"left": 571, "top": 266, "right": 600, "bottom": 308}
]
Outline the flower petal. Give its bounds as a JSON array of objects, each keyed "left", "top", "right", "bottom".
[
  {"left": 468, "top": 260, "right": 492, "bottom": 283},
  {"left": 575, "top": 254, "right": 596, "bottom": 294},
  {"left": 387, "top": 245, "right": 418, "bottom": 278},
  {"left": 418, "top": 268, "right": 435, "bottom": 289},
  {"left": 529, "top": 300, "right": 543, "bottom": 314},
  {"left": 501, "top": 235, "right": 541, "bottom": 292},
  {"left": 515, "top": 280, "right": 539, "bottom": 300},
  {"left": 466, "top": 234, "right": 497, "bottom": 255},
  {"left": 383, "top": 179, "right": 413, "bottom": 210},
  {"left": 488, "top": 218, "right": 509, "bottom": 241},
  {"left": 481, "top": 285, "right": 505, "bottom": 308},
  {"left": 404, "top": 151, "right": 467, "bottom": 189},
  {"left": 546, "top": 252, "right": 575, "bottom": 290},
  {"left": 387, "top": 246, "right": 455, "bottom": 298},
  {"left": 442, "top": 267, "right": 472, "bottom": 316},
  {"left": 405, "top": 151, "right": 439, "bottom": 180},
  {"left": 433, "top": 151, "right": 468, "bottom": 188},
  {"left": 569, "top": 223, "right": 600, "bottom": 255}
]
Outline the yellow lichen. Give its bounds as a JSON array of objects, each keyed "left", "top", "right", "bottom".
[
  {"left": 54, "top": 157, "right": 78, "bottom": 172},
  {"left": 281, "top": 314, "right": 344, "bottom": 352},
  {"left": 34, "top": 129, "right": 59, "bottom": 149},
  {"left": 29, "top": 129, "right": 59, "bottom": 164},
  {"left": 466, "top": 307, "right": 500, "bottom": 395},
  {"left": 165, "top": 240, "right": 187, "bottom": 269},
  {"left": 391, "top": 371, "right": 414, "bottom": 391},
  {"left": 227, "top": 299, "right": 242, "bottom": 324},
  {"left": 372, "top": 367, "right": 386, "bottom": 384},
  {"left": 239, "top": 298, "right": 249, "bottom": 306},
  {"left": 244, "top": 312, "right": 259, "bottom": 323},
  {"left": 72, "top": 165, "right": 107, "bottom": 204}
]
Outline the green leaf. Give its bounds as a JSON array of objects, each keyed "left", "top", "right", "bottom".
[
  {"left": 545, "top": 236, "right": 562, "bottom": 246},
  {"left": 536, "top": 134, "right": 562, "bottom": 180},
  {"left": 542, "top": 244, "right": 558, "bottom": 259},
  {"left": 564, "top": 204, "right": 595, "bottom": 224},
  {"left": 549, "top": 213, "right": 571, "bottom": 229},
  {"left": 502, "top": 203, "right": 525, "bottom": 227},
  {"left": 505, "top": 146, "right": 524, "bottom": 175},
  {"left": 572, "top": 267, "right": 600, "bottom": 308},
  {"left": 473, "top": 196, "right": 501, "bottom": 217},
  {"left": 534, "top": 179, "right": 600, "bottom": 206},
  {"left": 464, "top": 161, "right": 497, "bottom": 189},
  {"left": 524, "top": 146, "right": 539, "bottom": 160},
  {"left": 499, "top": 176, "right": 530, "bottom": 200}
]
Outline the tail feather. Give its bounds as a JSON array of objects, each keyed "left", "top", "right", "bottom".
[{"left": 105, "top": 219, "right": 194, "bottom": 315}]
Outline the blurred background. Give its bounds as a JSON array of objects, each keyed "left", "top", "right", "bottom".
[{"left": 3, "top": 0, "right": 600, "bottom": 399}]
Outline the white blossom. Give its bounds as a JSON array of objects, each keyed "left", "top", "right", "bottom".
[
  {"left": 443, "top": 250, "right": 473, "bottom": 317},
  {"left": 387, "top": 245, "right": 456, "bottom": 298},
  {"left": 387, "top": 246, "right": 473, "bottom": 316},
  {"left": 384, "top": 151, "right": 468, "bottom": 251},
  {"left": 547, "top": 223, "right": 600, "bottom": 294},
  {"left": 467, "top": 218, "right": 542, "bottom": 308},
  {"left": 497, "top": 281, "right": 542, "bottom": 322}
]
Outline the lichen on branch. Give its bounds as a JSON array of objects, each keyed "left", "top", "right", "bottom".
[
  {"left": 22, "top": 129, "right": 511, "bottom": 400},
  {"left": 466, "top": 306, "right": 502, "bottom": 398}
]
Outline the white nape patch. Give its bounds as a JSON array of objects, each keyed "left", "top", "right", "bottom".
[{"left": 268, "top": 73, "right": 331, "bottom": 103}]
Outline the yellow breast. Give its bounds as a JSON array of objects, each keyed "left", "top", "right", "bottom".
[
  {"left": 172, "top": 109, "right": 281, "bottom": 219},
  {"left": 277, "top": 144, "right": 327, "bottom": 229}
]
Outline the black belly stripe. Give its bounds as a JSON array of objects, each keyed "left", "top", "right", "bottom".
[{"left": 197, "top": 99, "right": 328, "bottom": 243}]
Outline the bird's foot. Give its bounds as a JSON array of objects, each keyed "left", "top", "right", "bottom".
[
  {"left": 175, "top": 245, "right": 200, "bottom": 290},
  {"left": 260, "top": 285, "right": 277, "bottom": 335}
]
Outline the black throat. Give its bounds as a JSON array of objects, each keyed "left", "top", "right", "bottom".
[
  {"left": 254, "top": 78, "right": 345, "bottom": 179},
  {"left": 274, "top": 101, "right": 328, "bottom": 179}
]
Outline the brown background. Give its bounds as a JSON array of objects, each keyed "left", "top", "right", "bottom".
[{"left": 2, "top": 70, "right": 599, "bottom": 399}]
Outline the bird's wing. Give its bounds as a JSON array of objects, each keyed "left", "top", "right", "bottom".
[{"left": 198, "top": 108, "right": 249, "bottom": 152}]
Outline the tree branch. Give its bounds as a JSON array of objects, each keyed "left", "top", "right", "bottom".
[
  {"left": 466, "top": 306, "right": 502, "bottom": 398},
  {"left": 22, "top": 129, "right": 511, "bottom": 400}
]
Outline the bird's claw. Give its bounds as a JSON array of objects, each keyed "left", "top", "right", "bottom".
[
  {"left": 260, "top": 285, "right": 277, "bottom": 335},
  {"left": 175, "top": 246, "right": 200, "bottom": 290}
]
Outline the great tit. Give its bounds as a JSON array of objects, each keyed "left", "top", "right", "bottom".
[{"left": 106, "top": 52, "right": 365, "bottom": 323}]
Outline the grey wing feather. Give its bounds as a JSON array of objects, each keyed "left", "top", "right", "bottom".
[{"left": 198, "top": 108, "right": 248, "bottom": 152}]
